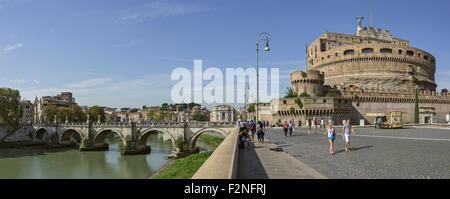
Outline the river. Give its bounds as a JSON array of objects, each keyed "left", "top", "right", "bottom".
[{"left": 0, "top": 133, "right": 208, "bottom": 179}]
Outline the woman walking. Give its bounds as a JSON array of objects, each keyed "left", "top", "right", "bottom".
[
  {"left": 257, "top": 121, "right": 265, "bottom": 144},
  {"left": 324, "top": 122, "right": 336, "bottom": 155},
  {"left": 288, "top": 122, "right": 293, "bottom": 136},
  {"left": 307, "top": 119, "right": 312, "bottom": 134},
  {"left": 283, "top": 121, "right": 289, "bottom": 136}
]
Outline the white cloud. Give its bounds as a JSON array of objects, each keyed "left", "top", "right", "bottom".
[
  {"left": 119, "top": 0, "right": 210, "bottom": 23},
  {"left": 1, "top": 43, "right": 24, "bottom": 53}
]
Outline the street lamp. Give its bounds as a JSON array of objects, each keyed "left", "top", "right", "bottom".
[{"left": 255, "top": 32, "right": 271, "bottom": 122}]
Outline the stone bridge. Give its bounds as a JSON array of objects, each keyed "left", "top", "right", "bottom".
[{"left": 31, "top": 121, "right": 236, "bottom": 157}]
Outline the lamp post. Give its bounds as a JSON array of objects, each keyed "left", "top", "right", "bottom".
[{"left": 255, "top": 32, "right": 271, "bottom": 122}]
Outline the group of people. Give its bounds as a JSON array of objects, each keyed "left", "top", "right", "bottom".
[
  {"left": 324, "top": 119, "right": 356, "bottom": 155},
  {"left": 237, "top": 120, "right": 268, "bottom": 149}
]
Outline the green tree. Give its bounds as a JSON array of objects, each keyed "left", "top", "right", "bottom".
[
  {"left": 247, "top": 104, "right": 255, "bottom": 112},
  {"left": 414, "top": 89, "right": 419, "bottom": 124},
  {"left": 88, "top": 106, "right": 105, "bottom": 122},
  {"left": 42, "top": 104, "right": 58, "bottom": 123},
  {"left": 106, "top": 114, "right": 115, "bottom": 123},
  {"left": 315, "top": 91, "right": 321, "bottom": 97},
  {"left": 146, "top": 110, "right": 155, "bottom": 121},
  {"left": 284, "top": 86, "right": 297, "bottom": 98},
  {"left": 299, "top": 92, "right": 310, "bottom": 97},
  {"left": 0, "top": 88, "right": 23, "bottom": 141},
  {"left": 71, "top": 104, "right": 86, "bottom": 122},
  {"left": 164, "top": 111, "right": 173, "bottom": 121},
  {"left": 295, "top": 97, "right": 303, "bottom": 109},
  {"left": 156, "top": 110, "right": 165, "bottom": 121},
  {"left": 326, "top": 93, "right": 335, "bottom": 97},
  {"left": 193, "top": 113, "right": 207, "bottom": 121},
  {"left": 289, "top": 106, "right": 295, "bottom": 114},
  {"left": 56, "top": 107, "right": 73, "bottom": 123},
  {"left": 301, "top": 71, "right": 307, "bottom": 78}
]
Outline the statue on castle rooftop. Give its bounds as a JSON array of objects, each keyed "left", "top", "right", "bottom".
[{"left": 356, "top": 16, "right": 364, "bottom": 27}]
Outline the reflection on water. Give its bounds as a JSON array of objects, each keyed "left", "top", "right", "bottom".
[{"left": 0, "top": 133, "right": 174, "bottom": 179}]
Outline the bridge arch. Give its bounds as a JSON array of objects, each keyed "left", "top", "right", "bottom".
[
  {"left": 137, "top": 128, "right": 176, "bottom": 150},
  {"left": 93, "top": 128, "right": 126, "bottom": 148},
  {"left": 35, "top": 127, "right": 51, "bottom": 142},
  {"left": 59, "top": 128, "right": 84, "bottom": 145},
  {"left": 189, "top": 128, "right": 228, "bottom": 149}
]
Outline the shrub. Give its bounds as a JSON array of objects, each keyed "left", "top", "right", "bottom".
[
  {"left": 295, "top": 97, "right": 303, "bottom": 109},
  {"left": 301, "top": 71, "right": 307, "bottom": 78},
  {"left": 299, "top": 92, "right": 310, "bottom": 97},
  {"left": 289, "top": 107, "right": 295, "bottom": 114}
]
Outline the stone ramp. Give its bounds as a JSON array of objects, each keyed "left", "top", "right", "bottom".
[{"left": 237, "top": 140, "right": 326, "bottom": 179}]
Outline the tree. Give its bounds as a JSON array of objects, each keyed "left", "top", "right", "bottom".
[
  {"left": 71, "top": 104, "right": 86, "bottom": 122},
  {"left": 247, "top": 104, "right": 255, "bottom": 112},
  {"left": 315, "top": 91, "right": 321, "bottom": 97},
  {"left": 289, "top": 106, "right": 295, "bottom": 114},
  {"left": 106, "top": 114, "right": 115, "bottom": 123},
  {"left": 88, "top": 106, "right": 105, "bottom": 122},
  {"left": 284, "top": 86, "right": 297, "bottom": 98},
  {"left": 147, "top": 110, "right": 155, "bottom": 121},
  {"left": 0, "top": 88, "right": 23, "bottom": 141},
  {"left": 42, "top": 104, "right": 58, "bottom": 123},
  {"left": 295, "top": 97, "right": 303, "bottom": 109},
  {"left": 56, "top": 107, "right": 73, "bottom": 123},
  {"left": 299, "top": 92, "right": 310, "bottom": 97},
  {"left": 156, "top": 110, "right": 165, "bottom": 121},
  {"left": 164, "top": 111, "right": 173, "bottom": 121},
  {"left": 414, "top": 89, "right": 419, "bottom": 124},
  {"left": 193, "top": 113, "right": 207, "bottom": 121}
]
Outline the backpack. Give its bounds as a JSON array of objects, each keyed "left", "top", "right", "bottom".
[{"left": 249, "top": 123, "right": 255, "bottom": 130}]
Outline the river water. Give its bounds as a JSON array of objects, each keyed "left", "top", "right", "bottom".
[{"left": 0, "top": 133, "right": 207, "bottom": 179}]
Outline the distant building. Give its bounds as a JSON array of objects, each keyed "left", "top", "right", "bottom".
[
  {"left": 210, "top": 105, "right": 237, "bottom": 122},
  {"left": 20, "top": 100, "right": 34, "bottom": 124},
  {"left": 33, "top": 92, "right": 77, "bottom": 123}
]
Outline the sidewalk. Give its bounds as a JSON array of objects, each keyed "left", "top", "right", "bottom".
[{"left": 237, "top": 139, "right": 326, "bottom": 179}]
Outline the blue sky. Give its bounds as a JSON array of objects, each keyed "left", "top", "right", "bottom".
[{"left": 1, "top": 0, "right": 450, "bottom": 109}]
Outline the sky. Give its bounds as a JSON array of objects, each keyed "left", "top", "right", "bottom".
[{"left": 1, "top": 0, "right": 450, "bottom": 110}]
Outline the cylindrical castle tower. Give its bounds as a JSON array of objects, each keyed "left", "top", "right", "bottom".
[
  {"left": 291, "top": 70, "right": 324, "bottom": 97},
  {"left": 306, "top": 27, "right": 437, "bottom": 92}
]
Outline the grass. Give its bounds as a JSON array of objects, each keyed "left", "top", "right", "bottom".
[
  {"left": 153, "top": 134, "right": 224, "bottom": 179},
  {"left": 197, "top": 134, "right": 224, "bottom": 149},
  {"left": 153, "top": 151, "right": 213, "bottom": 179}
]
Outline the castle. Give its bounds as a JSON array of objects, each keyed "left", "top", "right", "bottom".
[{"left": 267, "top": 21, "right": 450, "bottom": 125}]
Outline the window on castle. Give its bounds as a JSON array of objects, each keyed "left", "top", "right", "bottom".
[
  {"left": 424, "top": 55, "right": 428, "bottom": 60},
  {"left": 344, "top": 50, "right": 354, "bottom": 55},
  {"left": 380, "top": 48, "right": 393, "bottom": 53},
  {"left": 362, "top": 48, "right": 374, "bottom": 54},
  {"left": 406, "top": 50, "right": 414, "bottom": 56},
  {"left": 335, "top": 52, "right": 339, "bottom": 57}
]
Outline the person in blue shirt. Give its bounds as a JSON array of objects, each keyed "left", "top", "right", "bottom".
[{"left": 377, "top": 117, "right": 382, "bottom": 129}]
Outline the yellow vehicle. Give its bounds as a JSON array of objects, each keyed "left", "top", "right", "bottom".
[{"left": 366, "top": 111, "right": 405, "bottom": 129}]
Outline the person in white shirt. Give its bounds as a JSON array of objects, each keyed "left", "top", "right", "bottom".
[
  {"left": 342, "top": 119, "right": 356, "bottom": 152},
  {"left": 320, "top": 118, "right": 325, "bottom": 129}
]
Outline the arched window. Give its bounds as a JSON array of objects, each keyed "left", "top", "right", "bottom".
[
  {"left": 344, "top": 50, "right": 354, "bottom": 55},
  {"left": 424, "top": 55, "right": 428, "bottom": 60},
  {"left": 380, "top": 48, "right": 393, "bottom": 53},
  {"left": 406, "top": 50, "right": 414, "bottom": 56},
  {"left": 362, "top": 48, "right": 374, "bottom": 54}
]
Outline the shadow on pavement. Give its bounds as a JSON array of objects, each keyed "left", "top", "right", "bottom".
[{"left": 237, "top": 142, "right": 269, "bottom": 179}]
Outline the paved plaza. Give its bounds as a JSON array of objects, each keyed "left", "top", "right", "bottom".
[{"left": 260, "top": 127, "right": 449, "bottom": 179}]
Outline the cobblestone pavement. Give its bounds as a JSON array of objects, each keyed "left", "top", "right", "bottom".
[{"left": 264, "top": 127, "right": 450, "bottom": 179}]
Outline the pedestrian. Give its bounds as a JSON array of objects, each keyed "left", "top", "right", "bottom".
[
  {"left": 239, "top": 128, "right": 251, "bottom": 149},
  {"left": 324, "top": 121, "right": 336, "bottom": 155},
  {"left": 298, "top": 120, "right": 302, "bottom": 127},
  {"left": 307, "top": 119, "right": 312, "bottom": 134},
  {"left": 342, "top": 119, "right": 356, "bottom": 152},
  {"left": 313, "top": 118, "right": 318, "bottom": 133},
  {"left": 377, "top": 117, "right": 382, "bottom": 129},
  {"left": 257, "top": 121, "right": 265, "bottom": 144},
  {"left": 321, "top": 118, "right": 325, "bottom": 129},
  {"left": 288, "top": 122, "right": 293, "bottom": 136},
  {"left": 374, "top": 118, "right": 377, "bottom": 129},
  {"left": 248, "top": 120, "right": 256, "bottom": 143},
  {"left": 236, "top": 120, "right": 240, "bottom": 127},
  {"left": 283, "top": 121, "right": 289, "bottom": 136},
  {"left": 262, "top": 120, "right": 266, "bottom": 129}
]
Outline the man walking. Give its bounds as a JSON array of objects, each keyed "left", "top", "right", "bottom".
[
  {"left": 288, "top": 122, "right": 293, "bottom": 136},
  {"left": 342, "top": 119, "right": 356, "bottom": 152},
  {"left": 313, "top": 118, "right": 318, "bottom": 133}
]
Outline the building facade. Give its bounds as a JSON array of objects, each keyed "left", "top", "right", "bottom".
[{"left": 210, "top": 105, "right": 237, "bottom": 122}]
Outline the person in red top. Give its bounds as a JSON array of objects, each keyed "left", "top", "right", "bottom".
[
  {"left": 283, "top": 121, "right": 289, "bottom": 137},
  {"left": 313, "top": 118, "right": 318, "bottom": 134}
]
